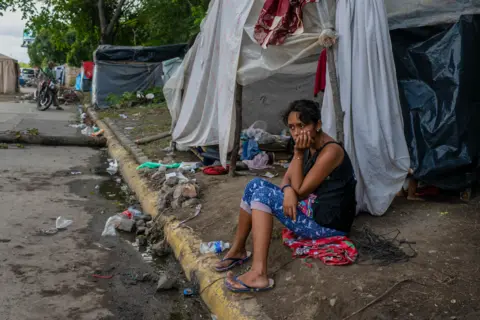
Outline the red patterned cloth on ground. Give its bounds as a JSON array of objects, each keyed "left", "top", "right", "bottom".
[
  {"left": 254, "top": 0, "right": 319, "bottom": 48},
  {"left": 282, "top": 228, "right": 358, "bottom": 266}
]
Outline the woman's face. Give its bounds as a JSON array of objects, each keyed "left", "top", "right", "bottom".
[{"left": 287, "top": 112, "right": 318, "bottom": 141}]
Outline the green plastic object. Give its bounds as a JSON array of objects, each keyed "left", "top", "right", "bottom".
[{"left": 136, "top": 162, "right": 181, "bottom": 170}]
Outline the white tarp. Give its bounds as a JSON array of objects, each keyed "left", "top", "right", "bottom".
[
  {"left": 322, "top": 0, "right": 410, "bottom": 215},
  {"left": 167, "top": 0, "right": 255, "bottom": 165}
]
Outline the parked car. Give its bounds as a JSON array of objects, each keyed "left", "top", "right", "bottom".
[{"left": 20, "top": 68, "right": 35, "bottom": 81}]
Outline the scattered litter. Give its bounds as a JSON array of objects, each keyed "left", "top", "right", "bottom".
[
  {"left": 125, "top": 127, "right": 135, "bottom": 130},
  {"left": 428, "top": 250, "right": 437, "bottom": 254},
  {"left": 119, "top": 114, "right": 128, "bottom": 119},
  {"left": 451, "top": 299, "right": 457, "bottom": 304},
  {"left": 56, "top": 216, "right": 73, "bottom": 229},
  {"left": 106, "top": 159, "right": 118, "bottom": 175},
  {"left": 136, "top": 162, "right": 181, "bottom": 170},
  {"left": 81, "top": 126, "right": 94, "bottom": 136},
  {"left": 101, "top": 215, "right": 123, "bottom": 236},
  {"left": 38, "top": 228, "right": 59, "bottom": 235},
  {"left": 121, "top": 207, "right": 143, "bottom": 219},
  {"left": 211, "top": 315, "right": 218, "bottom": 320},
  {"left": 329, "top": 298, "right": 337, "bottom": 307},
  {"left": 141, "top": 252, "right": 153, "bottom": 263},
  {"left": 156, "top": 273, "right": 177, "bottom": 291},
  {"left": 146, "top": 93, "right": 155, "bottom": 100},
  {"left": 69, "top": 123, "right": 86, "bottom": 129},
  {"left": 200, "top": 241, "right": 230, "bottom": 254},
  {"left": 93, "top": 242, "right": 111, "bottom": 251},
  {"left": 176, "top": 204, "right": 202, "bottom": 229},
  {"left": 183, "top": 288, "right": 195, "bottom": 296},
  {"left": 263, "top": 171, "right": 278, "bottom": 179},
  {"left": 71, "top": 171, "right": 82, "bottom": 175},
  {"left": 440, "top": 211, "right": 449, "bottom": 216},
  {"left": 92, "top": 274, "right": 113, "bottom": 279},
  {"left": 95, "top": 185, "right": 100, "bottom": 190},
  {"left": 92, "top": 129, "right": 105, "bottom": 137},
  {"left": 81, "top": 113, "right": 87, "bottom": 120},
  {"left": 179, "top": 162, "right": 202, "bottom": 172}
]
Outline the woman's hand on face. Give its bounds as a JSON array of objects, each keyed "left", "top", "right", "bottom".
[
  {"left": 294, "top": 131, "right": 313, "bottom": 151},
  {"left": 283, "top": 188, "right": 298, "bottom": 222}
]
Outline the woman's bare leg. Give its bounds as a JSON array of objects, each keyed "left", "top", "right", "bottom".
[
  {"left": 407, "top": 178, "right": 424, "bottom": 201},
  {"left": 215, "top": 209, "right": 251, "bottom": 269},
  {"left": 226, "top": 209, "right": 272, "bottom": 289}
]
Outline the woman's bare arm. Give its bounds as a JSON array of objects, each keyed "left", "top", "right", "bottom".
[{"left": 289, "top": 144, "right": 344, "bottom": 198}]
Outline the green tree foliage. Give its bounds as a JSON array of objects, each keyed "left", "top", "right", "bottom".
[{"left": 1, "top": 0, "right": 210, "bottom": 66}]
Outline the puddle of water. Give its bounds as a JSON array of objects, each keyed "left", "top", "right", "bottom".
[{"left": 97, "top": 179, "right": 128, "bottom": 202}]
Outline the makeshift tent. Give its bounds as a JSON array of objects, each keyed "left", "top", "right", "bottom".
[
  {"left": 165, "top": 0, "right": 480, "bottom": 216},
  {"left": 0, "top": 53, "right": 19, "bottom": 94},
  {"left": 92, "top": 44, "right": 188, "bottom": 108}
]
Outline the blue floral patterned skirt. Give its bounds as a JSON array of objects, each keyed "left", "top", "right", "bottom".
[{"left": 240, "top": 178, "right": 345, "bottom": 239}]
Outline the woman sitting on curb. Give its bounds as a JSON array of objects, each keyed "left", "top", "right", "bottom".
[{"left": 215, "top": 100, "right": 357, "bottom": 293}]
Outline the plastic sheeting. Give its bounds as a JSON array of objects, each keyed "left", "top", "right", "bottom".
[
  {"left": 321, "top": 0, "right": 410, "bottom": 216},
  {"left": 391, "top": 15, "right": 480, "bottom": 190},
  {"left": 92, "top": 62, "right": 164, "bottom": 108},
  {"left": 385, "top": 0, "right": 480, "bottom": 30},
  {"left": 95, "top": 44, "right": 188, "bottom": 63}
]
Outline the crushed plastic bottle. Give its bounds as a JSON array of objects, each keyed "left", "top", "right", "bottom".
[{"left": 199, "top": 241, "right": 230, "bottom": 254}]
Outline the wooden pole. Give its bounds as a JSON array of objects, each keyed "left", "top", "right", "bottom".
[
  {"left": 326, "top": 0, "right": 344, "bottom": 143},
  {"left": 135, "top": 132, "right": 170, "bottom": 145},
  {"left": 229, "top": 83, "right": 243, "bottom": 177}
]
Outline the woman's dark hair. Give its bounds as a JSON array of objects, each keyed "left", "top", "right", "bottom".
[{"left": 282, "top": 100, "right": 321, "bottom": 125}]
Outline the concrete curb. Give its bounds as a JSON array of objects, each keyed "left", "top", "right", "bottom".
[
  {"left": 103, "top": 117, "right": 150, "bottom": 164},
  {"left": 87, "top": 108, "right": 271, "bottom": 320}
]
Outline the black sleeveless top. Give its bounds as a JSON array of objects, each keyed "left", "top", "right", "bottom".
[{"left": 303, "top": 142, "right": 356, "bottom": 233}]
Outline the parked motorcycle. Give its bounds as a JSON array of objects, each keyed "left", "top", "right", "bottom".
[{"left": 36, "top": 78, "right": 56, "bottom": 111}]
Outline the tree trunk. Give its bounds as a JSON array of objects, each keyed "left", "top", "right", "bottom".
[
  {"left": 0, "top": 133, "right": 107, "bottom": 147},
  {"left": 98, "top": 0, "right": 127, "bottom": 45},
  {"left": 229, "top": 83, "right": 243, "bottom": 177}
]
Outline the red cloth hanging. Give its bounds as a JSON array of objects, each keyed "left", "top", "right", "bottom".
[
  {"left": 82, "top": 61, "right": 94, "bottom": 80},
  {"left": 254, "top": 0, "right": 319, "bottom": 48},
  {"left": 314, "top": 48, "right": 327, "bottom": 97}
]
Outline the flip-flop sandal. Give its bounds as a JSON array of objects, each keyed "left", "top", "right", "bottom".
[
  {"left": 225, "top": 276, "right": 275, "bottom": 293},
  {"left": 215, "top": 251, "right": 252, "bottom": 272}
]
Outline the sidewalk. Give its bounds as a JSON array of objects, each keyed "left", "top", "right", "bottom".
[{"left": 0, "top": 98, "right": 79, "bottom": 137}]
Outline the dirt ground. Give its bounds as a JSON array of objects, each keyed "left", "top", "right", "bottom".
[
  {"left": 98, "top": 105, "right": 180, "bottom": 162},
  {"left": 0, "top": 145, "right": 209, "bottom": 320},
  {"left": 166, "top": 173, "right": 480, "bottom": 320},
  {"left": 95, "top": 99, "right": 479, "bottom": 319}
]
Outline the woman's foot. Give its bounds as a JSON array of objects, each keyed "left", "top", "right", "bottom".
[
  {"left": 214, "top": 249, "right": 249, "bottom": 270},
  {"left": 407, "top": 195, "right": 425, "bottom": 201},
  {"left": 225, "top": 270, "right": 270, "bottom": 290}
]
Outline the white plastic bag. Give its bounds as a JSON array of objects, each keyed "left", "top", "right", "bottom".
[
  {"left": 56, "top": 216, "right": 73, "bottom": 229},
  {"left": 81, "top": 126, "right": 94, "bottom": 136},
  {"left": 101, "top": 215, "right": 123, "bottom": 236},
  {"left": 106, "top": 159, "right": 118, "bottom": 175}
]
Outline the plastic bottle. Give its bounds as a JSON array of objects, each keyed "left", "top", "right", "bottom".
[{"left": 199, "top": 241, "right": 230, "bottom": 254}]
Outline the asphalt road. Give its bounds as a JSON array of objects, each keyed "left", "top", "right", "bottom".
[{"left": 0, "top": 95, "right": 209, "bottom": 320}]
